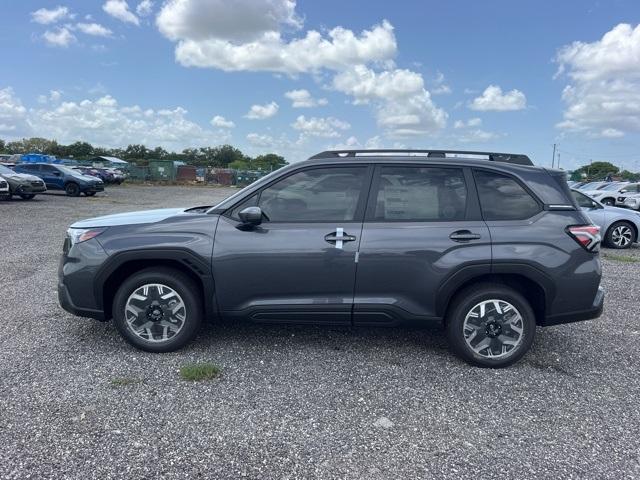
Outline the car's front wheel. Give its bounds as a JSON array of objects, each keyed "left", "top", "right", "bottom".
[
  {"left": 446, "top": 283, "right": 536, "bottom": 368},
  {"left": 112, "top": 268, "right": 203, "bottom": 352},
  {"left": 605, "top": 221, "right": 636, "bottom": 249},
  {"left": 20, "top": 194, "right": 35, "bottom": 200},
  {"left": 65, "top": 182, "right": 80, "bottom": 197},
  {"left": 601, "top": 197, "right": 615, "bottom": 206},
  {"left": 85, "top": 191, "right": 96, "bottom": 196}
]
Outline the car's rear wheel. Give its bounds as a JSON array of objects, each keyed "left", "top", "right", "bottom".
[
  {"left": 20, "top": 194, "right": 35, "bottom": 200},
  {"left": 112, "top": 268, "right": 203, "bottom": 352},
  {"left": 605, "top": 221, "right": 636, "bottom": 249},
  {"left": 65, "top": 182, "right": 80, "bottom": 197},
  {"left": 446, "top": 283, "right": 536, "bottom": 368}
]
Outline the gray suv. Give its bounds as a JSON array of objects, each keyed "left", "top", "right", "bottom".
[{"left": 58, "top": 150, "right": 604, "bottom": 368}]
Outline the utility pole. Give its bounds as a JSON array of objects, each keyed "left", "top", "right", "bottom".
[
  {"left": 557, "top": 152, "right": 560, "bottom": 169},
  {"left": 551, "top": 143, "right": 557, "bottom": 168}
]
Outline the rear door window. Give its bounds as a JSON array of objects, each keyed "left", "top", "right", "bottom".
[
  {"left": 474, "top": 170, "right": 541, "bottom": 221},
  {"left": 368, "top": 166, "right": 468, "bottom": 221}
]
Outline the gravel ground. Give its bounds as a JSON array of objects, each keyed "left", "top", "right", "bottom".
[{"left": 1, "top": 185, "right": 639, "bottom": 479}]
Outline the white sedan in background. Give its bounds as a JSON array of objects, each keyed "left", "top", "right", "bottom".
[{"left": 572, "top": 189, "right": 640, "bottom": 249}]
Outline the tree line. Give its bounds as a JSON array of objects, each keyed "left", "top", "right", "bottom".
[
  {"left": 0, "top": 137, "right": 288, "bottom": 171},
  {"left": 570, "top": 161, "right": 639, "bottom": 182}
]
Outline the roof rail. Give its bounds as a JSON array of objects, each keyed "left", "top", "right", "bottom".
[{"left": 309, "top": 149, "right": 533, "bottom": 166}]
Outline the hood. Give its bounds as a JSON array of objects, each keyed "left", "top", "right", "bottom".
[
  {"left": 3, "top": 172, "right": 42, "bottom": 182},
  {"left": 603, "top": 204, "right": 640, "bottom": 216},
  {"left": 71, "top": 208, "right": 187, "bottom": 228},
  {"left": 74, "top": 173, "right": 102, "bottom": 183}
]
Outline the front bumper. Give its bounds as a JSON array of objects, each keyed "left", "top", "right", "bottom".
[
  {"left": 540, "top": 286, "right": 604, "bottom": 326},
  {"left": 82, "top": 183, "right": 105, "bottom": 193},
  {"left": 58, "top": 281, "right": 105, "bottom": 320},
  {"left": 15, "top": 183, "right": 47, "bottom": 194},
  {"left": 58, "top": 238, "right": 108, "bottom": 321}
]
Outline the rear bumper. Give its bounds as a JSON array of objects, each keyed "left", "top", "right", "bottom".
[{"left": 540, "top": 286, "right": 604, "bottom": 326}]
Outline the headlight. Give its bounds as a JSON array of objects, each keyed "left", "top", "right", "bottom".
[{"left": 67, "top": 227, "right": 107, "bottom": 245}]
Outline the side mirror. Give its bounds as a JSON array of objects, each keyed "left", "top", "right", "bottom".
[
  {"left": 620, "top": 189, "right": 627, "bottom": 194},
  {"left": 591, "top": 201, "right": 602, "bottom": 209},
  {"left": 53, "top": 171, "right": 62, "bottom": 176},
  {"left": 238, "top": 206, "right": 263, "bottom": 226}
]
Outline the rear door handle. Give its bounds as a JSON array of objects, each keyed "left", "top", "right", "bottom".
[{"left": 449, "top": 230, "right": 482, "bottom": 242}]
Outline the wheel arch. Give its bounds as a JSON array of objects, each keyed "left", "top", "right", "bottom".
[
  {"left": 437, "top": 266, "right": 552, "bottom": 325},
  {"left": 96, "top": 249, "right": 215, "bottom": 321}
]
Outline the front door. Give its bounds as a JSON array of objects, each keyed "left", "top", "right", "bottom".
[
  {"left": 353, "top": 165, "right": 491, "bottom": 323},
  {"left": 38, "top": 164, "right": 64, "bottom": 189},
  {"left": 212, "top": 165, "right": 371, "bottom": 324}
]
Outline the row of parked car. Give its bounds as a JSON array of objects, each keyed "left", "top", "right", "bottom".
[
  {"left": 0, "top": 163, "right": 125, "bottom": 200},
  {"left": 569, "top": 180, "right": 640, "bottom": 249}
]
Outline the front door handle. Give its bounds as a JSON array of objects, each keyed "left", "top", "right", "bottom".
[
  {"left": 325, "top": 228, "right": 357, "bottom": 248},
  {"left": 449, "top": 230, "right": 482, "bottom": 242}
]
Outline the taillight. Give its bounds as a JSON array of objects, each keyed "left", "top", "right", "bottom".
[{"left": 566, "top": 225, "right": 601, "bottom": 251}]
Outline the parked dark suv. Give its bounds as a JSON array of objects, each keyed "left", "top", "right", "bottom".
[
  {"left": 58, "top": 150, "right": 604, "bottom": 367},
  {"left": 15, "top": 163, "right": 104, "bottom": 196}
]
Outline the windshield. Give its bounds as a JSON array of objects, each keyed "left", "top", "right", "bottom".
[
  {"left": 580, "top": 182, "right": 603, "bottom": 190},
  {"left": 0, "top": 165, "right": 15, "bottom": 175},
  {"left": 599, "top": 183, "right": 626, "bottom": 191}
]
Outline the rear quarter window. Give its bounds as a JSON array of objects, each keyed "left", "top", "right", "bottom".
[{"left": 474, "top": 170, "right": 541, "bottom": 221}]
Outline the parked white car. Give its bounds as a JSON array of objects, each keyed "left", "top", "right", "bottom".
[
  {"left": 581, "top": 182, "right": 635, "bottom": 206},
  {"left": 572, "top": 189, "right": 640, "bottom": 249},
  {"left": 618, "top": 193, "right": 640, "bottom": 211}
]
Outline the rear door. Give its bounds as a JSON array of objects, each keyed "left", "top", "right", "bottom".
[
  {"left": 353, "top": 165, "right": 491, "bottom": 323},
  {"left": 212, "top": 165, "right": 372, "bottom": 324}
]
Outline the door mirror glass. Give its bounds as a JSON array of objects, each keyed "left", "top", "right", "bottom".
[{"left": 238, "top": 206, "right": 263, "bottom": 225}]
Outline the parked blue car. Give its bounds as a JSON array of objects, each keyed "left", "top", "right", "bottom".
[{"left": 14, "top": 163, "right": 104, "bottom": 197}]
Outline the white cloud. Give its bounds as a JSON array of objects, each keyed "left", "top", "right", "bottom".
[
  {"left": 327, "top": 135, "right": 383, "bottom": 150},
  {"left": 210, "top": 115, "right": 235, "bottom": 128},
  {"left": 431, "top": 71, "right": 451, "bottom": 95},
  {"left": 103, "top": 0, "right": 140, "bottom": 25},
  {"left": 246, "top": 132, "right": 275, "bottom": 147},
  {"left": 76, "top": 23, "right": 113, "bottom": 37},
  {"left": 332, "top": 65, "right": 447, "bottom": 138},
  {"left": 43, "top": 27, "right": 76, "bottom": 47},
  {"left": 555, "top": 23, "right": 640, "bottom": 138},
  {"left": 291, "top": 115, "right": 350, "bottom": 138},
  {"left": 284, "top": 89, "right": 328, "bottom": 108},
  {"left": 31, "top": 6, "right": 73, "bottom": 24},
  {"left": 457, "top": 129, "right": 500, "bottom": 143},
  {"left": 0, "top": 88, "right": 229, "bottom": 149},
  {"left": 38, "top": 90, "right": 63, "bottom": 104},
  {"left": 470, "top": 85, "right": 527, "bottom": 111},
  {"left": 454, "top": 117, "right": 482, "bottom": 128},
  {"left": 245, "top": 102, "right": 279, "bottom": 119},
  {"left": 0, "top": 88, "right": 28, "bottom": 133},
  {"left": 157, "top": 0, "right": 396, "bottom": 74},
  {"left": 136, "top": 0, "right": 154, "bottom": 16}
]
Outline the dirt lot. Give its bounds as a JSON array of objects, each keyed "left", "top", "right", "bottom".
[{"left": 1, "top": 185, "right": 639, "bottom": 479}]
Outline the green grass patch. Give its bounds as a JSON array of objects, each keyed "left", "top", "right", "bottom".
[
  {"left": 109, "top": 377, "right": 139, "bottom": 387},
  {"left": 179, "top": 363, "right": 221, "bottom": 381},
  {"left": 603, "top": 253, "right": 639, "bottom": 263}
]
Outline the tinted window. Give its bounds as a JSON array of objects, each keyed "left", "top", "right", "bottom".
[
  {"left": 474, "top": 170, "right": 540, "bottom": 220},
  {"left": 572, "top": 190, "right": 596, "bottom": 208},
  {"left": 370, "top": 166, "right": 467, "bottom": 221},
  {"left": 252, "top": 167, "right": 367, "bottom": 222}
]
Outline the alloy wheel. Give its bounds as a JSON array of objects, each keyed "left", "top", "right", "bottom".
[
  {"left": 612, "top": 225, "right": 633, "bottom": 248},
  {"left": 463, "top": 299, "right": 524, "bottom": 359},
  {"left": 124, "top": 283, "right": 187, "bottom": 343}
]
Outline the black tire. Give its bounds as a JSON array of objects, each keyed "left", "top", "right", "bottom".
[
  {"left": 112, "top": 267, "right": 202, "bottom": 352},
  {"left": 605, "top": 221, "right": 636, "bottom": 249},
  {"left": 65, "top": 182, "right": 80, "bottom": 197},
  {"left": 446, "top": 283, "right": 536, "bottom": 368},
  {"left": 601, "top": 197, "right": 615, "bottom": 206},
  {"left": 85, "top": 191, "right": 96, "bottom": 196},
  {"left": 20, "top": 194, "right": 35, "bottom": 200}
]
